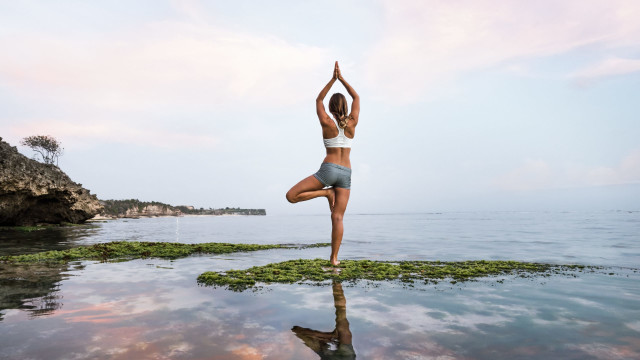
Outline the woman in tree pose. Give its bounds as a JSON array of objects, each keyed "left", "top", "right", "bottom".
[{"left": 286, "top": 61, "right": 360, "bottom": 266}]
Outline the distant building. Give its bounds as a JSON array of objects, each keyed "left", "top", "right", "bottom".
[{"left": 177, "top": 205, "right": 195, "bottom": 210}]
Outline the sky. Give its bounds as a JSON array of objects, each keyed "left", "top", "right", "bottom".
[{"left": 1, "top": 0, "right": 639, "bottom": 214}]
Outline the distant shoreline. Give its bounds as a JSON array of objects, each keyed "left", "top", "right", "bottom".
[
  {"left": 96, "top": 199, "right": 266, "bottom": 219},
  {"left": 90, "top": 213, "right": 267, "bottom": 221}
]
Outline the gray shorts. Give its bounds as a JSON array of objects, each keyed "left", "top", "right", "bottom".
[{"left": 313, "top": 162, "right": 352, "bottom": 189}]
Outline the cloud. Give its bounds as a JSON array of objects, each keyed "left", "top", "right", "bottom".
[
  {"left": 494, "top": 150, "right": 640, "bottom": 191},
  {"left": 365, "top": 0, "right": 640, "bottom": 102},
  {"left": 0, "top": 7, "right": 331, "bottom": 149},
  {"left": 493, "top": 159, "right": 554, "bottom": 191},
  {"left": 229, "top": 344, "right": 263, "bottom": 360},
  {"left": 0, "top": 20, "right": 330, "bottom": 111},
  {"left": 566, "top": 343, "right": 639, "bottom": 360},
  {"left": 583, "top": 149, "right": 640, "bottom": 186},
  {"left": 569, "top": 57, "right": 640, "bottom": 84},
  {"left": 6, "top": 119, "right": 219, "bottom": 149}
]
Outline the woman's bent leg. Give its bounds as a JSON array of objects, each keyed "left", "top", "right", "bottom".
[
  {"left": 330, "top": 187, "right": 350, "bottom": 266},
  {"left": 286, "top": 175, "right": 335, "bottom": 211}
]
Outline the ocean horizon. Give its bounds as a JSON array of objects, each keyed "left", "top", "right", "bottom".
[{"left": 1, "top": 211, "right": 639, "bottom": 359}]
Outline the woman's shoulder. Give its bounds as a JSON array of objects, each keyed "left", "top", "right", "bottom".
[
  {"left": 319, "top": 115, "right": 336, "bottom": 127},
  {"left": 349, "top": 114, "right": 359, "bottom": 126}
]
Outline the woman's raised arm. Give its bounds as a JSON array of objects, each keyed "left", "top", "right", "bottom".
[
  {"left": 316, "top": 79, "right": 335, "bottom": 120},
  {"left": 316, "top": 63, "right": 339, "bottom": 120},
  {"left": 336, "top": 63, "right": 360, "bottom": 121}
]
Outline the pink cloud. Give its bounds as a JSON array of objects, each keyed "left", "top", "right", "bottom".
[
  {"left": 6, "top": 119, "right": 219, "bottom": 150},
  {"left": 569, "top": 57, "right": 640, "bottom": 84},
  {"left": 365, "top": 0, "right": 640, "bottom": 102},
  {"left": 0, "top": 21, "right": 330, "bottom": 111}
]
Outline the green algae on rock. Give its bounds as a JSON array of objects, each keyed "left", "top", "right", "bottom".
[
  {"left": 197, "top": 259, "right": 591, "bottom": 291},
  {"left": 0, "top": 241, "right": 330, "bottom": 263}
]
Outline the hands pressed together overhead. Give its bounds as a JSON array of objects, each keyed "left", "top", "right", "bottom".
[{"left": 333, "top": 61, "right": 343, "bottom": 81}]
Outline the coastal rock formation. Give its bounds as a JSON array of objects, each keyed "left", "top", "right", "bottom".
[
  {"left": 0, "top": 137, "right": 103, "bottom": 226},
  {"left": 178, "top": 206, "right": 267, "bottom": 216},
  {"left": 98, "top": 199, "right": 182, "bottom": 219},
  {"left": 125, "top": 204, "right": 180, "bottom": 217},
  {"left": 99, "top": 199, "right": 266, "bottom": 218},
  {"left": 122, "top": 204, "right": 181, "bottom": 218}
]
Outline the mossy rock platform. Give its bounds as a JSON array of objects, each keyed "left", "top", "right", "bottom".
[
  {"left": 198, "top": 258, "right": 595, "bottom": 291},
  {"left": 0, "top": 241, "right": 330, "bottom": 263}
]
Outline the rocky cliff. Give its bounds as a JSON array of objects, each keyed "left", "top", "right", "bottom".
[
  {"left": 123, "top": 204, "right": 181, "bottom": 217},
  {"left": 99, "top": 199, "right": 266, "bottom": 218},
  {"left": 98, "top": 199, "right": 181, "bottom": 218},
  {"left": 0, "top": 137, "right": 103, "bottom": 226}
]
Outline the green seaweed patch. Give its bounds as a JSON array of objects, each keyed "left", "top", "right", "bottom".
[
  {"left": 197, "top": 259, "right": 593, "bottom": 291},
  {"left": 0, "top": 241, "right": 329, "bottom": 263}
]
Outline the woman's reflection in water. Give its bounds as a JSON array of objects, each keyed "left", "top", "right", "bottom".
[{"left": 292, "top": 281, "right": 356, "bottom": 359}]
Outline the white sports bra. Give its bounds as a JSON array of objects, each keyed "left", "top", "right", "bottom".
[{"left": 323, "top": 117, "right": 353, "bottom": 148}]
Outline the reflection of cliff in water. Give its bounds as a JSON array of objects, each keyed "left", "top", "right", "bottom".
[
  {"left": 0, "top": 225, "right": 99, "bottom": 256},
  {"left": 292, "top": 281, "right": 356, "bottom": 359},
  {"left": 0, "top": 226, "right": 89, "bottom": 321},
  {"left": 0, "top": 261, "right": 72, "bottom": 321}
]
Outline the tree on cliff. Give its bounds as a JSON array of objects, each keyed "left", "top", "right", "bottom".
[{"left": 20, "top": 135, "right": 64, "bottom": 166}]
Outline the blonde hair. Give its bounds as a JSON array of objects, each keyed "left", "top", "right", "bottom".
[{"left": 329, "top": 93, "right": 351, "bottom": 128}]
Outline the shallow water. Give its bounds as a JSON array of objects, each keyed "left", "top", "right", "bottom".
[{"left": 1, "top": 212, "right": 639, "bottom": 359}]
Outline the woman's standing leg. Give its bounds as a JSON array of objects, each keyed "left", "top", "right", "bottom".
[
  {"left": 330, "top": 187, "right": 350, "bottom": 266},
  {"left": 286, "top": 175, "right": 335, "bottom": 211}
]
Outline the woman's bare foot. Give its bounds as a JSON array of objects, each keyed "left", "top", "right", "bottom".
[
  {"left": 330, "top": 257, "right": 341, "bottom": 266},
  {"left": 326, "top": 188, "right": 336, "bottom": 212}
]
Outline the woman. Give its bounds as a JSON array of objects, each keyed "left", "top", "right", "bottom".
[{"left": 286, "top": 61, "right": 360, "bottom": 266}]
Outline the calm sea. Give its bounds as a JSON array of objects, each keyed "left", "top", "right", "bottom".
[{"left": 1, "top": 212, "right": 639, "bottom": 359}]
